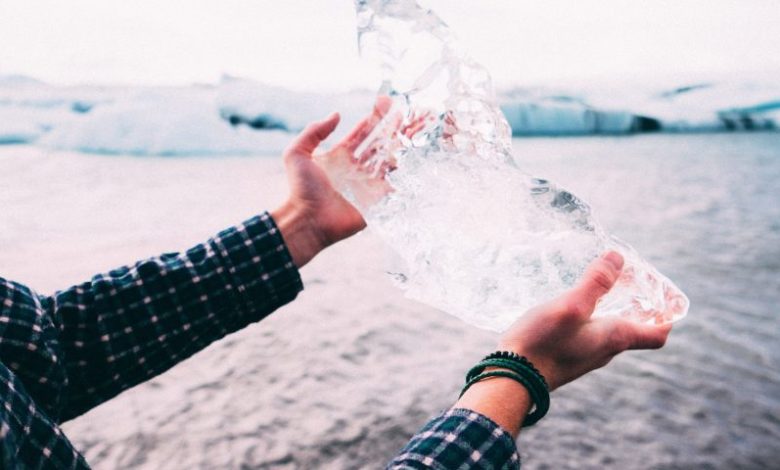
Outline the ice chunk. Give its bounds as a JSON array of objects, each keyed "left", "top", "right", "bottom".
[
  {"left": 500, "top": 99, "right": 638, "bottom": 136},
  {"left": 0, "top": 77, "right": 379, "bottom": 156},
  {"left": 216, "top": 76, "right": 375, "bottom": 136},
  {"left": 41, "top": 90, "right": 294, "bottom": 156},
  {"left": 3, "top": 71, "right": 774, "bottom": 156},
  {"left": 497, "top": 78, "right": 780, "bottom": 135},
  {"left": 318, "top": 0, "right": 689, "bottom": 331}
]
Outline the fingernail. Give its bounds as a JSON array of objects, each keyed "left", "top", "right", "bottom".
[{"left": 603, "top": 251, "right": 624, "bottom": 270}]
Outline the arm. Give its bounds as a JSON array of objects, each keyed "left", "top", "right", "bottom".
[
  {"left": 54, "top": 213, "right": 305, "bottom": 421},
  {"left": 0, "top": 213, "right": 303, "bottom": 424},
  {"left": 0, "top": 102, "right": 392, "bottom": 424},
  {"left": 388, "top": 252, "right": 672, "bottom": 469}
]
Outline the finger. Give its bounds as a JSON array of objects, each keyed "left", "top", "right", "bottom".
[
  {"left": 626, "top": 322, "right": 672, "bottom": 350},
  {"left": 357, "top": 142, "right": 378, "bottom": 165},
  {"left": 564, "top": 251, "right": 624, "bottom": 319},
  {"left": 600, "top": 318, "right": 672, "bottom": 353},
  {"left": 338, "top": 96, "right": 393, "bottom": 152},
  {"left": 357, "top": 112, "right": 402, "bottom": 165},
  {"left": 402, "top": 111, "right": 431, "bottom": 138},
  {"left": 384, "top": 155, "right": 398, "bottom": 172},
  {"left": 407, "top": 118, "right": 428, "bottom": 137},
  {"left": 286, "top": 112, "right": 340, "bottom": 159}
]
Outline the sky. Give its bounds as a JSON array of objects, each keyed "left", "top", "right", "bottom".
[{"left": 0, "top": 0, "right": 778, "bottom": 91}]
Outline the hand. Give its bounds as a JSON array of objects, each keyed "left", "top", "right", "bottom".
[
  {"left": 313, "top": 97, "right": 430, "bottom": 210},
  {"left": 272, "top": 98, "right": 394, "bottom": 268},
  {"left": 498, "top": 251, "right": 671, "bottom": 391},
  {"left": 455, "top": 251, "right": 672, "bottom": 436}
]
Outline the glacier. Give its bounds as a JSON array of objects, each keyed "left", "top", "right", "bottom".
[
  {"left": 0, "top": 76, "right": 373, "bottom": 156},
  {"left": 498, "top": 77, "right": 780, "bottom": 135},
  {"left": 1, "top": 71, "right": 778, "bottom": 156}
]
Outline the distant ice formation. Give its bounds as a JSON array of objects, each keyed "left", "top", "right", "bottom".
[
  {"left": 0, "top": 77, "right": 372, "bottom": 156},
  {"left": 0, "top": 68, "right": 777, "bottom": 155},
  {"left": 216, "top": 77, "right": 375, "bottom": 134},
  {"left": 498, "top": 78, "right": 780, "bottom": 135},
  {"left": 500, "top": 100, "right": 645, "bottom": 136},
  {"left": 42, "top": 90, "right": 295, "bottom": 156},
  {"left": 315, "top": 0, "right": 690, "bottom": 331}
]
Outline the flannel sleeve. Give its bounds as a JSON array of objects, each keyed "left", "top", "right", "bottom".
[
  {"left": 0, "top": 362, "right": 90, "bottom": 469},
  {"left": 0, "top": 212, "right": 303, "bottom": 424},
  {"left": 387, "top": 408, "right": 521, "bottom": 470}
]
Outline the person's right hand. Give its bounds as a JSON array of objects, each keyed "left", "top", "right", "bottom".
[
  {"left": 315, "top": 96, "right": 430, "bottom": 211},
  {"left": 498, "top": 251, "right": 672, "bottom": 391}
]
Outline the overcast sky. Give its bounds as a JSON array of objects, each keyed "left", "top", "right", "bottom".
[{"left": 1, "top": 0, "right": 777, "bottom": 90}]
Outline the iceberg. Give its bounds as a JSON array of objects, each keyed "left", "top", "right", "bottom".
[
  {"left": 40, "top": 89, "right": 295, "bottom": 156},
  {"left": 0, "top": 76, "right": 379, "bottom": 156},
  {"left": 499, "top": 98, "right": 639, "bottom": 136},
  {"left": 316, "top": 0, "right": 689, "bottom": 331},
  {"left": 0, "top": 107, "right": 50, "bottom": 144},
  {"left": 1, "top": 70, "right": 776, "bottom": 156},
  {"left": 216, "top": 77, "right": 374, "bottom": 135},
  {"left": 642, "top": 81, "right": 780, "bottom": 132},
  {"left": 498, "top": 78, "right": 780, "bottom": 135},
  {"left": 0, "top": 77, "right": 95, "bottom": 144}
]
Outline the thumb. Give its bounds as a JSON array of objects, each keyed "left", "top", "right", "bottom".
[
  {"left": 286, "top": 112, "right": 340, "bottom": 159},
  {"left": 599, "top": 318, "right": 672, "bottom": 353},
  {"left": 566, "top": 251, "right": 624, "bottom": 319}
]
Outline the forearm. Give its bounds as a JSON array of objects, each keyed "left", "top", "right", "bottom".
[
  {"left": 454, "top": 375, "right": 531, "bottom": 439},
  {"left": 55, "top": 213, "right": 303, "bottom": 420},
  {"left": 387, "top": 365, "right": 532, "bottom": 469},
  {"left": 387, "top": 407, "right": 522, "bottom": 469},
  {"left": 271, "top": 202, "right": 327, "bottom": 268}
]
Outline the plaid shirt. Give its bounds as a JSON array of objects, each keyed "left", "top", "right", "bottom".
[
  {"left": 0, "top": 213, "right": 520, "bottom": 469},
  {"left": 387, "top": 409, "right": 520, "bottom": 470}
]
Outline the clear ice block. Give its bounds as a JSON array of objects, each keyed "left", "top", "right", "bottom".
[{"left": 319, "top": 0, "right": 689, "bottom": 332}]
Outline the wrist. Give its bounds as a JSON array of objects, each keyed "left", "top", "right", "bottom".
[
  {"left": 454, "top": 371, "right": 532, "bottom": 438},
  {"left": 498, "top": 344, "right": 559, "bottom": 391},
  {"left": 271, "top": 202, "right": 326, "bottom": 268}
]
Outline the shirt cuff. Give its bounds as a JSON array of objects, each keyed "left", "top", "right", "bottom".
[
  {"left": 208, "top": 212, "right": 304, "bottom": 329},
  {"left": 388, "top": 408, "right": 521, "bottom": 469}
]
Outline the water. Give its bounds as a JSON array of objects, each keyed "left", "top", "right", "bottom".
[
  {"left": 511, "top": 132, "right": 780, "bottom": 468},
  {"left": 2, "top": 133, "right": 778, "bottom": 469},
  {"left": 325, "top": 0, "right": 688, "bottom": 331}
]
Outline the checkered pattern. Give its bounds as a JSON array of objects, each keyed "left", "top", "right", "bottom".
[
  {"left": 387, "top": 408, "right": 521, "bottom": 469},
  {"left": 0, "top": 212, "right": 520, "bottom": 469},
  {"left": 0, "top": 213, "right": 303, "bottom": 469}
]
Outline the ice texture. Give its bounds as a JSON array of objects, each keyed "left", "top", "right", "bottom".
[{"left": 320, "top": 0, "right": 689, "bottom": 331}]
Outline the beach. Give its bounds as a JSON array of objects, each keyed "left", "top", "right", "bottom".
[{"left": 1, "top": 132, "right": 779, "bottom": 469}]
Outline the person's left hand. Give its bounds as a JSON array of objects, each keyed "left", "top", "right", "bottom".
[
  {"left": 272, "top": 98, "right": 394, "bottom": 268},
  {"left": 455, "top": 252, "right": 672, "bottom": 437}
]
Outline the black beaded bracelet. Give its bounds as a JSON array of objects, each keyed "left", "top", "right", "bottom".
[
  {"left": 460, "top": 351, "right": 550, "bottom": 427},
  {"left": 470, "top": 351, "right": 550, "bottom": 391}
]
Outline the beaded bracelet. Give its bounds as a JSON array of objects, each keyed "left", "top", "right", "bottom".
[{"left": 460, "top": 351, "right": 550, "bottom": 427}]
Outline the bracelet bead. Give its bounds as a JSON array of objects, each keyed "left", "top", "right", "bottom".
[{"left": 461, "top": 350, "right": 551, "bottom": 427}]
